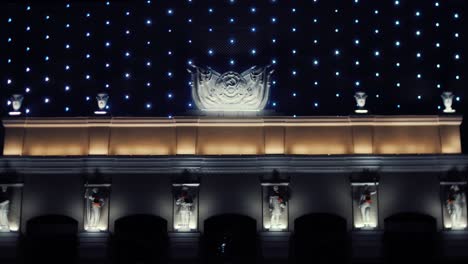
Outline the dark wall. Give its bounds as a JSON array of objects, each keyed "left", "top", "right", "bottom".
[{"left": 22, "top": 174, "right": 83, "bottom": 232}]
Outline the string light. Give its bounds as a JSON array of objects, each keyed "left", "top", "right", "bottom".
[{"left": 0, "top": 1, "right": 463, "bottom": 116}]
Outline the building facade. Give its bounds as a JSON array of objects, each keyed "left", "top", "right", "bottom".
[{"left": 0, "top": 115, "right": 467, "bottom": 263}]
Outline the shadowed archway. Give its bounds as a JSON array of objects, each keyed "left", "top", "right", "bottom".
[
  {"left": 293, "top": 213, "right": 349, "bottom": 264},
  {"left": 22, "top": 215, "right": 79, "bottom": 264},
  {"left": 112, "top": 214, "right": 168, "bottom": 264},
  {"left": 203, "top": 214, "right": 257, "bottom": 263},
  {"left": 384, "top": 212, "right": 438, "bottom": 264}
]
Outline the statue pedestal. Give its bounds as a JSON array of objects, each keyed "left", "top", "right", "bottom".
[
  {"left": 78, "top": 232, "right": 110, "bottom": 262},
  {"left": 168, "top": 232, "right": 200, "bottom": 261},
  {"left": 0, "top": 232, "right": 20, "bottom": 263},
  {"left": 441, "top": 230, "right": 468, "bottom": 261},
  {"left": 351, "top": 230, "right": 383, "bottom": 262},
  {"left": 259, "top": 231, "right": 291, "bottom": 261}
]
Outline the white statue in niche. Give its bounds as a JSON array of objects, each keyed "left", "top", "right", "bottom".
[
  {"left": 269, "top": 185, "right": 286, "bottom": 230},
  {"left": 354, "top": 92, "right": 368, "bottom": 114},
  {"left": 0, "top": 186, "right": 10, "bottom": 232},
  {"left": 188, "top": 65, "right": 274, "bottom": 112},
  {"left": 84, "top": 188, "right": 105, "bottom": 231},
  {"left": 446, "top": 185, "right": 466, "bottom": 229},
  {"left": 441, "top": 92, "right": 456, "bottom": 113},
  {"left": 359, "top": 185, "right": 377, "bottom": 228},
  {"left": 175, "top": 186, "right": 193, "bottom": 231}
]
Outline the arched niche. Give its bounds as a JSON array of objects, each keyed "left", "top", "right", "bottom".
[
  {"left": 112, "top": 214, "right": 168, "bottom": 264},
  {"left": 384, "top": 212, "right": 438, "bottom": 264},
  {"left": 203, "top": 214, "right": 257, "bottom": 263},
  {"left": 22, "top": 215, "right": 78, "bottom": 264},
  {"left": 293, "top": 213, "right": 349, "bottom": 264}
]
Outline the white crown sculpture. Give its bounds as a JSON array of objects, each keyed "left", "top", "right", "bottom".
[{"left": 188, "top": 65, "right": 274, "bottom": 112}]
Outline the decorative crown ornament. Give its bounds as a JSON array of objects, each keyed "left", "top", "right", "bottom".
[
  {"left": 188, "top": 65, "right": 274, "bottom": 112},
  {"left": 9, "top": 94, "right": 24, "bottom": 116},
  {"left": 441, "top": 92, "right": 456, "bottom": 113},
  {"left": 95, "top": 93, "right": 109, "bottom": 115},
  {"left": 354, "top": 91, "right": 368, "bottom": 114}
]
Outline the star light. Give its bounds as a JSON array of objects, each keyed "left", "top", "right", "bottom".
[{"left": 0, "top": 0, "right": 464, "bottom": 116}]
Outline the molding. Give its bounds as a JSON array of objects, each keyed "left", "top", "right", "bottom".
[
  {"left": 2, "top": 115, "right": 462, "bottom": 128},
  {"left": 0, "top": 155, "right": 467, "bottom": 174}
]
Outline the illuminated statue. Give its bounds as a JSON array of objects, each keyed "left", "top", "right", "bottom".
[
  {"left": 95, "top": 93, "right": 109, "bottom": 114},
  {"left": 446, "top": 185, "right": 466, "bottom": 229},
  {"left": 188, "top": 65, "right": 274, "bottom": 112},
  {"left": 0, "top": 186, "right": 10, "bottom": 232},
  {"left": 269, "top": 185, "right": 286, "bottom": 229},
  {"left": 176, "top": 187, "right": 193, "bottom": 230},
  {"left": 441, "top": 92, "right": 456, "bottom": 113},
  {"left": 354, "top": 92, "right": 368, "bottom": 114},
  {"left": 359, "top": 185, "right": 377, "bottom": 228},
  {"left": 11, "top": 94, "right": 23, "bottom": 111},
  {"left": 84, "top": 188, "right": 105, "bottom": 231}
]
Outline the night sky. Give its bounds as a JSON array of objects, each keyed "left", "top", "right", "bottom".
[{"left": 1, "top": 0, "right": 467, "bottom": 117}]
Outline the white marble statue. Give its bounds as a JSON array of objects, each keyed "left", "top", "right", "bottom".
[
  {"left": 354, "top": 92, "right": 368, "bottom": 114},
  {"left": 359, "top": 185, "right": 377, "bottom": 228},
  {"left": 188, "top": 65, "right": 274, "bottom": 112},
  {"left": 441, "top": 92, "right": 456, "bottom": 113},
  {"left": 446, "top": 185, "right": 466, "bottom": 229},
  {"left": 176, "top": 187, "right": 193, "bottom": 230},
  {"left": 10, "top": 94, "right": 23, "bottom": 112},
  {"left": 96, "top": 93, "right": 109, "bottom": 111},
  {"left": 269, "top": 185, "right": 286, "bottom": 229},
  {"left": 85, "top": 188, "right": 105, "bottom": 231},
  {"left": 0, "top": 186, "right": 10, "bottom": 232}
]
